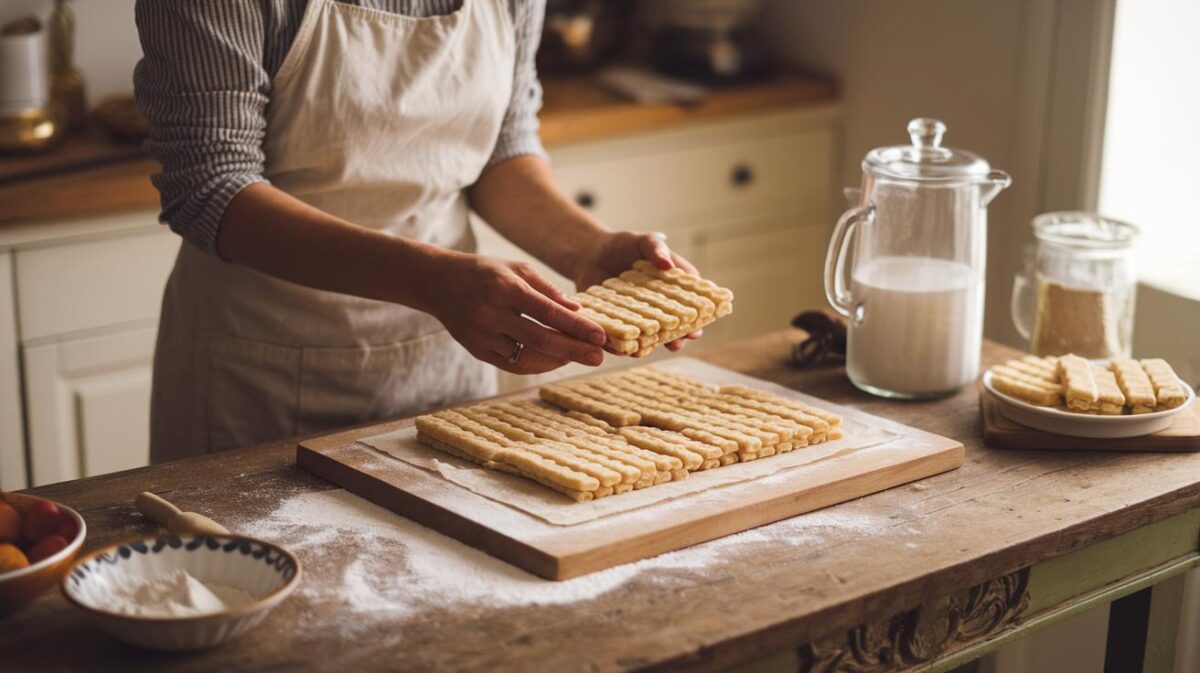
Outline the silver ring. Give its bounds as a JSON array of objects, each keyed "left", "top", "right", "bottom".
[{"left": 508, "top": 340, "right": 525, "bottom": 365}]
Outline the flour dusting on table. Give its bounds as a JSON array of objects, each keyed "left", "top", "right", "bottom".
[{"left": 237, "top": 489, "right": 892, "bottom": 630}]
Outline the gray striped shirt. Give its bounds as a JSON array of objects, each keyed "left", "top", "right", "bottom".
[{"left": 133, "top": 0, "right": 547, "bottom": 255}]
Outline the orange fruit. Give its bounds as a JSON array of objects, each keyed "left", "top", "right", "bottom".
[
  {"left": 0, "top": 543, "right": 29, "bottom": 573},
  {"left": 0, "top": 503, "right": 19, "bottom": 543}
]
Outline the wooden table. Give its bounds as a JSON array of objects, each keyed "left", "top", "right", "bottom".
[{"left": 6, "top": 332, "right": 1198, "bottom": 673}]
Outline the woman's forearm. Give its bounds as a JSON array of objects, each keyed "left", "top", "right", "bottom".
[
  {"left": 213, "top": 182, "right": 607, "bottom": 371},
  {"left": 215, "top": 182, "right": 449, "bottom": 314},
  {"left": 468, "top": 155, "right": 609, "bottom": 281}
]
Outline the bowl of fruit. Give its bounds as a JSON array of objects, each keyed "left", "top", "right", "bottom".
[{"left": 0, "top": 493, "right": 86, "bottom": 617}]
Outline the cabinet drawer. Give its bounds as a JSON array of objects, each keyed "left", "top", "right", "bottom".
[
  {"left": 16, "top": 227, "right": 179, "bottom": 341},
  {"left": 696, "top": 219, "right": 829, "bottom": 346},
  {"left": 552, "top": 130, "right": 833, "bottom": 233}
]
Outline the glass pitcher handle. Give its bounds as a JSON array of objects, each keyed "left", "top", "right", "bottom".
[
  {"left": 1010, "top": 244, "right": 1037, "bottom": 340},
  {"left": 824, "top": 203, "right": 874, "bottom": 318}
]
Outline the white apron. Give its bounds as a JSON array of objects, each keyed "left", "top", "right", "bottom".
[{"left": 149, "top": 0, "right": 513, "bottom": 461}]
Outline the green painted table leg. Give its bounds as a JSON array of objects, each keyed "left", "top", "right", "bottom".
[{"left": 1103, "top": 573, "right": 1185, "bottom": 673}]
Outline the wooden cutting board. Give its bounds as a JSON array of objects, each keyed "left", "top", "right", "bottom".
[
  {"left": 296, "top": 359, "right": 963, "bottom": 580},
  {"left": 981, "top": 392, "right": 1200, "bottom": 451}
]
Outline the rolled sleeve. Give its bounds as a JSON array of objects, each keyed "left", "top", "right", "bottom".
[
  {"left": 485, "top": 0, "right": 548, "bottom": 170},
  {"left": 134, "top": 0, "right": 271, "bottom": 255}
]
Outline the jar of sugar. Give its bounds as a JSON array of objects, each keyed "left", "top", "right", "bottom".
[
  {"left": 1011, "top": 212, "right": 1139, "bottom": 359},
  {"left": 824, "top": 118, "right": 1011, "bottom": 399}
]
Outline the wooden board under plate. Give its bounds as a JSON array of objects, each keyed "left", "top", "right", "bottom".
[
  {"left": 981, "top": 392, "right": 1200, "bottom": 451},
  {"left": 296, "top": 359, "right": 963, "bottom": 580}
]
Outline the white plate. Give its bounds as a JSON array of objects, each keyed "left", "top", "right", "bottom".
[{"left": 982, "top": 370, "right": 1196, "bottom": 439}]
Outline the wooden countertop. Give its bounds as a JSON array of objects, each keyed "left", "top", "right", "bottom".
[
  {"left": 8, "top": 332, "right": 1200, "bottom": 672},
  {"left": 0, "top": 74, "right": 835, "bottom": 227}
]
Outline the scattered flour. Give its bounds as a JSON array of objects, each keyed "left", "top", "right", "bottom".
[
  {"left": 237, "top": 489, "right": 892, "bottom": 626},
  {"left": 107, "top": 568, "right": 255, "bottom": 617}
]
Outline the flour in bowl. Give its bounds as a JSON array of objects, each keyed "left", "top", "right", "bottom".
[{"left": 107, "top": 568, "right": 255, "bottom": 617}]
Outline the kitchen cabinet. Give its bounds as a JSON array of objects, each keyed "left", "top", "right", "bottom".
[
  {"left": 0, "top": 252, "right": 26, "bottom": 490},
  {"left": 9, "top": 221, "right": 178, "bottom": 486},
  {"left": 13, "top": 225, "right": 179, "bottom": 341},
  {"left": 476, "top": 104, "right": 839, "bottom": 391},
  {"left": 23, "top": 327, "right": 157, "bottom": 485}
]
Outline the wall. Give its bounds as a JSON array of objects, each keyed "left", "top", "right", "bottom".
[
  {"left": 761, "top": 0, "right": 1027, "bottom": 347},
  {"left": 759, "top": 3, "right": 1141, "bottom": 673},
  {"left": 760, "top": 0, "right": 1111, "bottom": 352},
  {"left": 2, "top": 0, "right": 141, "bottom": 101}
]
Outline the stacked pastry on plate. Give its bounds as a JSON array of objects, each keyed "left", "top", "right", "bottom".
[
  {"left": 989, "top": 354, "right": 1186, "bottom": 414},
  {"left": 571, "top": 261, "right": 734, "bottom": 357},
  {"left": 414, "top": 367, "right": 842, "bottom": 502}
]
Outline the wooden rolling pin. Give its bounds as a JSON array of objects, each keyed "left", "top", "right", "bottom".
[{"left": 135, "top": 492, "right": 230, "bottom": 536}]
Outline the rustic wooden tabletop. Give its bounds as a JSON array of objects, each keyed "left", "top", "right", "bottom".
[{"left": 7, "top": 330, "right": 1200, "bottom": 673}]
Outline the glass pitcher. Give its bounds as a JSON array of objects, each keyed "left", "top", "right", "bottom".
[
  {"left": 1011, "top": 212, "right": 1139, "bottom": 359},
  {"left": 824, "top": 118, "right": 1011, "bottom": 399}
]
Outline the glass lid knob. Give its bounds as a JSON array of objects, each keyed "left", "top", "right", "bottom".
[{"left": 907, "top": 118, "right": 947, "bottom": 149}]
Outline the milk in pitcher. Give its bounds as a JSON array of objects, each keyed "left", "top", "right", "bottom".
[{"left": 846, "top": 256, "right": 983, "bottom": 397}]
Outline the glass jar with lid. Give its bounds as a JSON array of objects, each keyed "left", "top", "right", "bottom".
[
  {"left": 1011, "top": 212, "right": 1139, "bottom": 359},
  {"left": 824, "top": 118, "right": 1011, "bottom": 399}
]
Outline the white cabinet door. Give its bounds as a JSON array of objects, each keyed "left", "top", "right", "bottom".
[
  {"left": 0, "top": 252, "right": 26, "bottom": 490},
  {"left": 24, "top": 326, "right": 156, "bottom": 486}
]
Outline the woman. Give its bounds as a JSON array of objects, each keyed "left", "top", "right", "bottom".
[{"left": 134, "top": 0, "right": 699, "bottom": 462}]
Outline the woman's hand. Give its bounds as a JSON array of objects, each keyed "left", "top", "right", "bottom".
[
  {"left": 572, "top": 231, "right": 703, "bottom": 352},
  {"left": 425, "top": 252, "right": 607, "bottom": 375}
]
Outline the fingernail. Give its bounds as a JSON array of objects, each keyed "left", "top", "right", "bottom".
[
  {"left": 586, "top": 350, "right": 603, "bottom": 366},
  {"left": 591, "top": 331, "right": 606, "bottom": 346}
]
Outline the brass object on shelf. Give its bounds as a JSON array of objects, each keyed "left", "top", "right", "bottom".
[
  {"left": 48, "top": 0, "right": 86, "bottom": 130},
  {"left": 0, "top": 105, "right": 64, "bottom": 153}
]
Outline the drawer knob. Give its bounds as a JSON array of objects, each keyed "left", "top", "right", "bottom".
[
  {"left": 731, "top": 164, "right": 754, "bottom": 188},
  {"left": 575, "top": 191, "right": 596, "bottom": 210}
]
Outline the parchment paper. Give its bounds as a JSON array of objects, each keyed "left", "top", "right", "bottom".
[
  {"left": 356, "top": 358, "right": 902, "bottom": 526},
  {"left": 359, "top": 418, "right": 896, "bottom": 526}
]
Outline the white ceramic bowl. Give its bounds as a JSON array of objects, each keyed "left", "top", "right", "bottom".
[
  {"left": 0, "top": 494, "right": 87, "bottom": 617},
  {"left": 61, "top": 535, "right": 301, "bottom": 651},
  {"left": 983, "top": 370, "right": 1196, "bottom": 438}
]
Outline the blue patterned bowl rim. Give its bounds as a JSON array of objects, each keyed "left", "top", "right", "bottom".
[{"left": 60, "top": 534, "right": 302, "bottom": 623}]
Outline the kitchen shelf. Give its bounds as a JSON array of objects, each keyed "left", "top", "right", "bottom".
[{"left": 0, "top": 73, "right": 835, "bottom": 227}]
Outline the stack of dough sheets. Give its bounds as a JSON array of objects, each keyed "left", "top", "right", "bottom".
[
  {"left": 988, "top": 353, "right": 1187, "bottom": 415},
  {"left": 571, "top": 261, "right": 734, "bottom": 357},
  {"left": 414, "top": 367, "right": 843, "bottom": 502}
]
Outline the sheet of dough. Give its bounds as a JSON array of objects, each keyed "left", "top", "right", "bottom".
[{"left": 357, "top": 359, "right": 898, "bottom": 527}]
